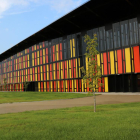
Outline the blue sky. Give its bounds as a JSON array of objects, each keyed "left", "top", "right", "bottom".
[{"left": 0, "top": 0, "right": 88, "bottom": 54}]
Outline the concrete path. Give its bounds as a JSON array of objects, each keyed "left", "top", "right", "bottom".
[{"left": 0, "top": 95, "right": 140, "bottom": 114}]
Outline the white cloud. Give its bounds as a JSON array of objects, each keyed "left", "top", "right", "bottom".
[
  {"left": 0, "top": 0, "right": 86, "bottom": 18},
  {"left": 48, "top": 0, "right": 83, "bottom": 13}
]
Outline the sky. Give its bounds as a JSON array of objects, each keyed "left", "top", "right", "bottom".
[{"left": 0, "top": 0, "right": 88, "bottom": 54}]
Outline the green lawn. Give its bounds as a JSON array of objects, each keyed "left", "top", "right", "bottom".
[
  {"left": 0, "top": 102, "right": 140, "bottom": 140},
  {"left": 0, "top": 92, "right": 92, "bottom": 104}
]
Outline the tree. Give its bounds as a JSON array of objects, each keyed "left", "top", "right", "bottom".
[
  {"left": 23, "top": 78, "right": 30, "bottom": 92},
  {"left": 81, "top": 34, "right": 103, "bottom": 112}
]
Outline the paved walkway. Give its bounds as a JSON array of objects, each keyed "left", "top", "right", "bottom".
[{"left": 0, "top": 95, "right": 140, "bottom": 114}]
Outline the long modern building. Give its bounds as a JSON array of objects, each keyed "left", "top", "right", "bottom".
[{"left": 0, "top": 0, "right": 140, "bottom": 92}]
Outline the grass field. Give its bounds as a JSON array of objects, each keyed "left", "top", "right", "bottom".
[
  {"left": 0, "top": 92, "right": 92, "bottom": 104},
  {"left": 0, "top": 102, "right": 140, "bottom": 140}
]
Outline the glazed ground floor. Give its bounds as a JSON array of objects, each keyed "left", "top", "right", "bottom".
[{"left": 0, "top": 73, "right": 140, "bottom": 92}]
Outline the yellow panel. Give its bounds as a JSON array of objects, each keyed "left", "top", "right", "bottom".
[
  {"left": 97, "top": 54, "right": 100, "bottom": 66},
  {"left": 34, "top": 45, "right": 36, "bottom": 50},
  {"left": 43, "top": 56, "right": 45, "bottom": 64},
  {"left": 35, "top": 67, "right": 37, "bottom": 73},
  {"left": 37, "top": 58, "right": 39, "bottom": 65},
  {"left": 20, "top": 84, "right": 22, "bottom": 91},
  {"left": 78, "top": 58, "right": 81, "bottom": 77},
  {"left": 26, "top": 69, "right": 27, "bottom": 76},
  {"left": 104, "top": 77, "right": 108, "bottom": 92},
  {"left": 40, "top": 45, "right": 42, "bottom": 48},
  {"left": 69, "top": 60, "right": 71, "bottom": 78},
  {"left": 72, "top": 80, "right": 74, "bottom": 92},
  {"left": 27, "top": 54, "right": 29, "bottom": 60},
  {"left": 44, "top": 82, "right": 46, "bottom": 92},
  {"left": 22, "top": 76, "right": 23, "bottom": 82},
  {"left": 75, "top": 59, "right": 78, "bottom": 78},
  {"left": 38, "top": 82, "right": 40, "bottom": 92},
  {"left": 65, "top": 80, "right": 67, "bottom": 92},
  {"left": 30, "top": 75, "right": 32, "bottom": 82},
  {"left": 35, "top": 74, "right": 37, "bottom": 81},
  {"left": 30, "top": 68, "right": 32, "bottom": 74},
  {"left": 125, "top": 48, "right": 131, "bottom": 73},
  {"left": 70, "top": 40, "right": 73, "bottom": 58},
  {"left": 37, "top": 51, "right": 39, "bottom": 57},
  {"left": 131, "top": 47, "right": 133, "bottom": 59},
  {"left": 40, "top": 66, "right": 42, "bottom": 73},
  {"left": 28, "top": 61, "right": 30, "bottom": 67},
  {"left": 23, "top": 62, "right": 25, "bottom": 68},
  {"left": 86, "top": 57, "right": 88, "bottom": 71},
  {"left": 74, "top": 79, "right": 76, "bottom": 92},
  {"left": 132, "top": 60, "right": 134, "bottom": 72},
  {"left": 110, "top": 51, "right": 115, "bottom": 74},
  {"left": 73, "top": 39, "right": 75, "bottom": 57},
  {"left": 43, "top": 49, "right": 45, "bottom": 56}
]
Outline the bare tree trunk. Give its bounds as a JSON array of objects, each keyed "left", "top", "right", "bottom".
[{"left": 93, "top": 91, "right": 96, "bottom": 112}]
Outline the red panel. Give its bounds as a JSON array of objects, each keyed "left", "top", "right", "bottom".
[
  {"left": 43, "top": 42, "right": 45, "bottom": 47},
  {"left": 103, "top": 53, "right": 108, "bottom": 75},
  {"left": 35, "top": 59, "right": 37, "bottom": 66},
  {"left": 38, "top": 66, "right": 40, "bottom": 81},
  {"left": 76, "top": 79, "right": 79, "bottom": 92},
  {"left": 87, "top": 83, "right": 89, "bottom": 92},
  {"left": 37, "top": 45, "right": 39, "bottom": 50},
  {"left": 47, "top": 82, "right": 49, "bottom": 92},
  {"left": 46, "top": 55, "right": 48, "bottom": 63},
  {"left": 98, "top": 79, "right": 101, "bottom": 92},
  {"left": 54, "top": 81, "right": 56, "bottom": 92},
  {"left": 41, "top": 82, "right": 43, "bottom": 92},
  {"left": 28, "top": 69, "right": 30, "bottom": 81},
  {"left": 40, "top": 50, "right": 42, "bottom": 56},
  {"left": 61, "top": 81, "right": 63, "bottom": 92},
  {"left": 32, "top": 46, "right": 34, "bottom": 51},
  {"left": 40, "top": 57, "right": 42, "bottom": 65},
  {"left": 133, "top": 46, "right": 140, "bottom": 73},
  {"left": 117, "top": 49, "right": 123, "bottom": 74}
]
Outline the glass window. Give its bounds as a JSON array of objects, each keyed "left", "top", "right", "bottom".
[
  {"left": 129, "top": 18, "right": 138, "bottom": 45},
  {"left": 120, "top": 20, "right": 129, "bottom": 47},
  {"left": 99, "top": 27, "right": 106, "bottom": 51}
]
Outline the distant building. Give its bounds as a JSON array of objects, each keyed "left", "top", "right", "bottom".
[{"left": 0, "top": 0, "right": 140, "bottom": 92}]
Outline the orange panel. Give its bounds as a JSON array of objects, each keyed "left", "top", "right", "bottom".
[
  {"left": 103, "top": 53, "right": 108, "bottom": 75},
  {"left": 133, "top": 46, "right": 140, "bottom": 73},
  {"left": 117, "top": 50, "right": 123, "bottom": 74}
]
